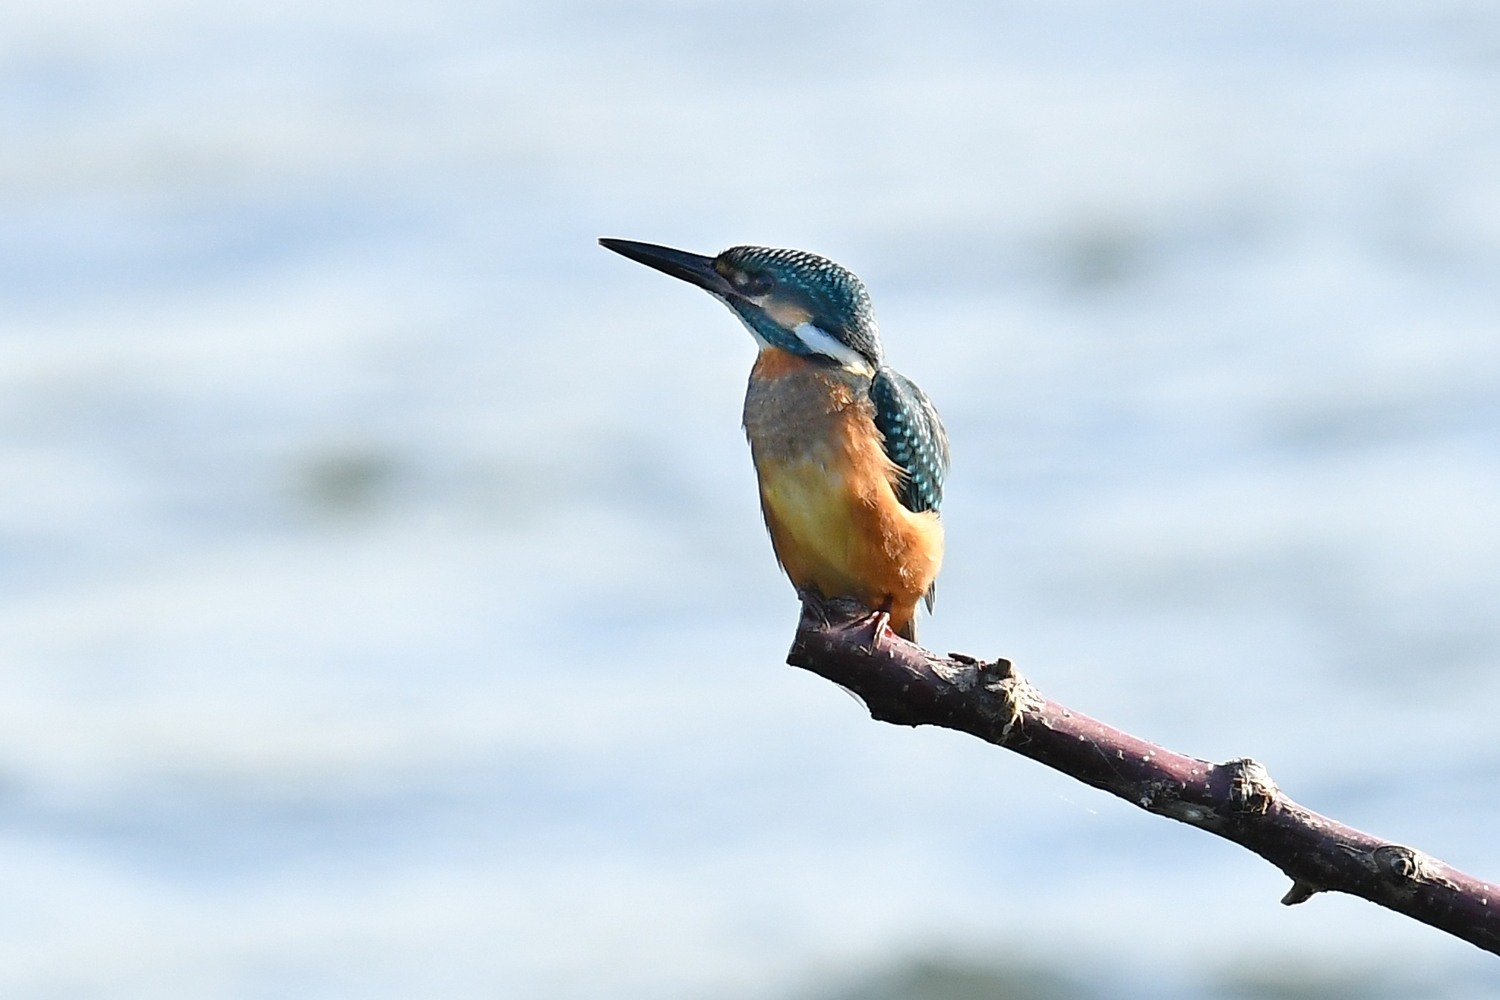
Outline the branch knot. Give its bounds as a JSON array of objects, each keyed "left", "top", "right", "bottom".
[
  {"left": 981, "top": 665, "right": 1041, "bottom": 741},
  {"left": 1369, "top": 844, "right": 1456, "bottom": 893},
  {"left": 1221, "top": 757, "right": 1278, "bottom": 816}
]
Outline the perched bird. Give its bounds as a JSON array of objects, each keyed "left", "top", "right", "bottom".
[{"left": 599, "top": 239, "right": 949, "bottom": 641}]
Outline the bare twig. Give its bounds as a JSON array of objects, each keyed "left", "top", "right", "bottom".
[{"left": 786, "top": 596, "right": 1500, "bottom": 955}]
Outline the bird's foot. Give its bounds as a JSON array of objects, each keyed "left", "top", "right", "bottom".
[
  {"left": 796, "top": 590, "right": 896, "bottom": 656},
  {"left": 854, "top": 596, "right": 897, "bottom": 656},
  {"left": 796, "top": 587, "right": 832, "bottom": 629},
  {"left": 855, "top": 610, "right": 893, "bottom": 656}
]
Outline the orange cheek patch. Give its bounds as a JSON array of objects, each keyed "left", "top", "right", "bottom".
[{"left": 762, "top": 299, "right": 813, "bottom": 330}]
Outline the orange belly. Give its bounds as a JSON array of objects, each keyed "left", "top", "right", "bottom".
[{"left": 743, "top": 349, "right": 943, "bottom": 639}]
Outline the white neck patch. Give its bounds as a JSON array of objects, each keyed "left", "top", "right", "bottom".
[{"left": 793, "top": 322, "right": 874, "bottom": 374}]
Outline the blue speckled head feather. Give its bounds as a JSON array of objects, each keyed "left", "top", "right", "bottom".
[{"left": 715, "top": 246, "right": 884, "bottom": 368}]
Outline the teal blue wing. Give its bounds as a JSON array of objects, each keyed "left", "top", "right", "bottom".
[
  {"left": 870, "top": 367, "right": 948, "bottom": 612},
  {"left": 869, "top": 366, "right": 949, "bottom": 516}
]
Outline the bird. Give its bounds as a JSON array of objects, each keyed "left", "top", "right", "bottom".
[{"left": 599, "top": 238, "right": 949, "bottom": 642}]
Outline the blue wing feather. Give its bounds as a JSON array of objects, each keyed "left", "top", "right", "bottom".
[{"left": 869, "top": 367, "right": 949, "bottom": 516}]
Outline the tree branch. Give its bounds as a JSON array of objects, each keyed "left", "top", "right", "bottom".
[{"left": 786, "top": 596, "right": 1500, "bottom": 955}]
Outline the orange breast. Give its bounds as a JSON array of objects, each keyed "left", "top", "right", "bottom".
[{"left": 742, "top": 348, "right": 943, "bottom": 638}]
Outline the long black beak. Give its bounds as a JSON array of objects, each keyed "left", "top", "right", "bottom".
[{"left": 599, "top": 238, "right": 737, "bottom": 298}]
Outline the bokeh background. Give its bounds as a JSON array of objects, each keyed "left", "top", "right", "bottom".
[{"left": 4, "top": 1, "right": 1500, "bottom": 997}]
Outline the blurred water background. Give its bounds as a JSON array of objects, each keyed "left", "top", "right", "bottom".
[{"left": 4, "top": 1, "right": 1500, "bottom": 997}]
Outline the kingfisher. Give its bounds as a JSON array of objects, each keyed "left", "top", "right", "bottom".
[{"left": 599, "top": 238, "right": 949, "bottom": 642}]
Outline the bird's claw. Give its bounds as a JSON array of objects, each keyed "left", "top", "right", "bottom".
[{"left": 855, "top": 596, "right": 896, "bottom": 656}]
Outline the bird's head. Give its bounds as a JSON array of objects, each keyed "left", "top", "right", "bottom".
[{"left": 600, "top": 238, "right": 883, "bottom": 374}]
